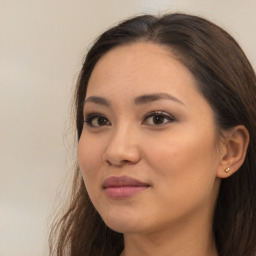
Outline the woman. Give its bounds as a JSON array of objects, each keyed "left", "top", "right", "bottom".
[{"left": 50, "top": 13, "right": 256, "bottom": 256}]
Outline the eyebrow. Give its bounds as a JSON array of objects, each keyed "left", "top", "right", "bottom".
[
  {"left": 84, "top": 96, "right": 111, "bottom": 106},
  {"left": 84, "top": 93, "right": 185, "bottom": 107},
  {"left": 134, "top": 93, "right": 185, "bottom": 106}
]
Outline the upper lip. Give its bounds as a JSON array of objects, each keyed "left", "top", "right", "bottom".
[{"left": 102, "top": 175, "right": 149, "bottom": 188}]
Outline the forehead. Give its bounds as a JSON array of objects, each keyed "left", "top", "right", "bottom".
[{"left": 86, "top": 42, "right": 198, "bottom": 102}]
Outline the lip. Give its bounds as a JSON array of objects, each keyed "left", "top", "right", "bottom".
[{"left": 102, "top": 175, "right": 150, "bottom": 199}]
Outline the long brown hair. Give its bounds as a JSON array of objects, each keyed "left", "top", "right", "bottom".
[{"left": 49, "top": 13, "right": 256, "bottom": 256}]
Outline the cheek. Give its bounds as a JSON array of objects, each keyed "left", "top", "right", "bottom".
[
  {"left": 77, "top": 134, "right": 104, "bottom": 183},
  {"left": 145, "top": 138, "right": 219, "bottom": 223},
  {"left": 145, "top": 127, "right": 219, "bottom": 193}
]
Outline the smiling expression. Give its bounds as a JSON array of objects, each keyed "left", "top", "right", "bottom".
[{"left": 78, "top": 42, "right": 222, "bottom": 235}]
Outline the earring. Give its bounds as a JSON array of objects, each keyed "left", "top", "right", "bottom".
[{"left": 225, "top": 167, "right": 230, "bottom": 173}]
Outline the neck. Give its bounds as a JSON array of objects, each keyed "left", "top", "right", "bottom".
[
  {"left": 121, "top": 236, "right": 218, "bottom": 256},
  {"left": 121, "top": 210, "right": 218, "bottom": 256}
]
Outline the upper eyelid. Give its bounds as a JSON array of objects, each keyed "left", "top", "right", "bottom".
[
  {"left": 84, "top": 110, "right": 173, "bottom": 117},
  {"left": 143, "top": 111, "right": 175, "bottom": 119},
  {"left": 84, "top": 113, "right": 107, "bottom": 120},
  {"left": 83, "top": 111, "right": 176, "bottom": 124},
  {"left": 84, "top": 112, "right": 108, "bottom": 120},
  {"left": 84, "top": 113, "right": 111, "bottom": 127},
  {"left": 84, "top": 113, "right": 104, "bottom": 117}
]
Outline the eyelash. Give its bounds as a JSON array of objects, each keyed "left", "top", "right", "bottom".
[
  {"left": 84, "top": 113, "right": 111, "bottom": 127},
  {"left": 83, "top": 111, "right": 175, "bottom": 128},
  {"left": 143, "top": 111, "right": 175, "bottom": 126}
]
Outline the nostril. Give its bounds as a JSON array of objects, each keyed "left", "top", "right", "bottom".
[
  {"left": 105, "top": 160, "right": 112, "bottom": 166},
  {"left": 102, "top": 140, "right": 141, "bottom": 167}
]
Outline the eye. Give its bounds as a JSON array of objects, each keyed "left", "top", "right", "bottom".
[
  {"left": 84, "top": 114, "right": 111, "bottom": 127},
  {"left": 143, "top": 111, "right": 175, "bottom": 126}
]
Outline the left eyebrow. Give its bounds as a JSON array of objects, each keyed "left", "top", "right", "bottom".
[
  {"left": 84, "top": 96, "right": 111, "bottom": 107},
  {"left": 134, "top": 93, "right": 186, "bottom": 106}
]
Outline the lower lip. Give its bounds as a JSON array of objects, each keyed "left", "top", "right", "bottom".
[{"left": 104, "top": 186, "right": 148, "bottom": 199}]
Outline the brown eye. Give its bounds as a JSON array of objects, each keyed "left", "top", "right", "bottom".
[
  {"left": 143, "top": 112, "right": 175, "bottom": 126},
  {"left": 84, "top": 114, "right": 111, "bottom": 127},
  {"left": 152, "top": 115, "right": 166, "bottom": 125},
  {"left": 95, "top": 116, "right": 109, "bottom": 126}
]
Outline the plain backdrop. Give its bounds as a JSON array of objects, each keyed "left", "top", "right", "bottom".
[{"left": 1, "top": 0, "right": 256, "bottom": 255}]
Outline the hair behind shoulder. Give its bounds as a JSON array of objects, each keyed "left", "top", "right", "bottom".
[{"left": 49, "top": 13, "right": 256, "bottom": 256}]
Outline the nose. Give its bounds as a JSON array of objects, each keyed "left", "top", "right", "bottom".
[{"left": 103, "top": 125, "right": 141, "bottom": 167}]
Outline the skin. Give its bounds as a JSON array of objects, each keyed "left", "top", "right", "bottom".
[{"left": 78, "top": 42, "right": 236, "bottom": 256}]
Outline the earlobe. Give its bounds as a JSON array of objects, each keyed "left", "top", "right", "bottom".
[{"left": 216, "top": 125, "right": 249, "bottom": 178}]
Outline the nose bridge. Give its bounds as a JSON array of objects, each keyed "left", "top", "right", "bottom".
[{"left": 103, "top": 121, "right": 141, "bottom": 166}]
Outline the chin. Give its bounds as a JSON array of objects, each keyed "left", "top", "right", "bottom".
[{"left": 101, "top": 212, "right": 146, "bottom": 234}]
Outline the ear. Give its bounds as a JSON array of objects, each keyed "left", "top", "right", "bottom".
[{"left": 216, "top": 125, "right": 249, "bottom": 178}]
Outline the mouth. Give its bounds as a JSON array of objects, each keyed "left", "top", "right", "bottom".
[{"left": 102, "top": 175, "right": 150, "bottom": 199}]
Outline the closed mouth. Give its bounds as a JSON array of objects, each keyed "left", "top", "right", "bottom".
[{"left": 102, "top": 175, "right": 150, "bottom": 199}]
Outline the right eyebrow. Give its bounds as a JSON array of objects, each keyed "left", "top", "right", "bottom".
[
  {"left": 134, "top": 93, "right": 185, "bottom": 106},
  {"left": 84, "top": 96, "right": 111, "bottom": 107}
]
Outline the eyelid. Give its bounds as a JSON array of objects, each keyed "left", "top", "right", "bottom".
[
  {"left": 143, "top": 111, "right": 175, "bottom": 125},
  {"left": 83, "top": 111, "right": 175, "bottom": 128},
  {"left": 84, "top": 113, "right": 111, "bottom": 127}
]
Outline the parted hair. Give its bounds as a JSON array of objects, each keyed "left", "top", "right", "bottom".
[{"left": 49, "top": 13, "right": 256, "bottom": 256}]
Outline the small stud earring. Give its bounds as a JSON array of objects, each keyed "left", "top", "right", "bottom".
[{"left": 225, "top": 167, "right": 230, "bottom": 173}]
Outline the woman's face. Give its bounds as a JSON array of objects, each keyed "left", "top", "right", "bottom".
[{"left": 78, "top": 42, "right": 222, "bottom": 234}]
